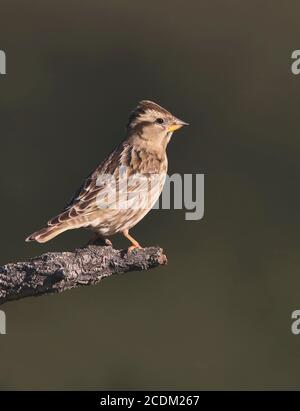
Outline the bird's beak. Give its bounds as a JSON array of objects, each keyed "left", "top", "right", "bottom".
[{"left": 167, "top": 118, "right": 189, "bottom": 132}]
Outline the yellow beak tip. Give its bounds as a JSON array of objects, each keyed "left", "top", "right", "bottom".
[{"left": 168, "top": 124, "right": 183, "bottom": 132}]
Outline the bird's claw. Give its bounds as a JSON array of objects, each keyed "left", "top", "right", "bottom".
[{"left": 127, "top": 244, "right": 142, "bottom": 253}]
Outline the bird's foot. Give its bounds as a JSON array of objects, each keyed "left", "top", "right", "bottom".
[
  {"left": 127, "top": 243, "right": 142, "bottom": 253},
  {"left": 122, "top": 229, "right": 142, "bottom": 253},
  {"left": 87, "top": 235, "right": 113, "bottom": 247},
  {"left": 103, "top": 238, "right": 113, "bottom": 247}
]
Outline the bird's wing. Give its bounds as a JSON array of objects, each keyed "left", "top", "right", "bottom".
[{"left": 47, "top": 145, "right": 124, "bottom": 227}]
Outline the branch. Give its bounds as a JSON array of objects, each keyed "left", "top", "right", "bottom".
[{"left": 0, "top": 245, "right": 167, "bottom": 305}]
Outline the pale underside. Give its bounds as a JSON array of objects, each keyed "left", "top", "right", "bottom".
[{"left": 76, "top": 171, "right": 166, "bottom": 236}]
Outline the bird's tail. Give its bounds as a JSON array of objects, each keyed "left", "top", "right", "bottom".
[{"left": 25, "top": 224, "right": 69, "bottom": 243}]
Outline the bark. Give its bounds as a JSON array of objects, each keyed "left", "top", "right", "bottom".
[{"left": 0, "top": 245, "right": 167, "bottom": 305}]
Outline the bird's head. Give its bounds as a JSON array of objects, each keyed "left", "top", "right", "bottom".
[{"left": 127, "top": 100, "right": 188, "bottom": 148}]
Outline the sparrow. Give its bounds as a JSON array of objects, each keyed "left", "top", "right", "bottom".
[{"left": 26, "top": 100, "right": 188, "bottom": 249}]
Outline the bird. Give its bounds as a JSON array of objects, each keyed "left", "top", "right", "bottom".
[{"left": 26, "top": 100, "right": 188, "bottom": 250}]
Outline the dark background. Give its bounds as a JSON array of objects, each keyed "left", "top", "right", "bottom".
[{"left": 1, "top": 0, "right": 300, "bottom": 389}]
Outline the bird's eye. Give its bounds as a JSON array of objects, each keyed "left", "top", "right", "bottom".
[{"left": 156, "top": 118, "right": 164, "bottom": 124}]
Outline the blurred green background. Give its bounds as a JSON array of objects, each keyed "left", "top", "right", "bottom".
[{"left": 0, "top": 0, "right": 300, "bottom": 390}]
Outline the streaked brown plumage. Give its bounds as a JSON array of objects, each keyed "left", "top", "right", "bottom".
[{"left": 26, "top": 100, "right": 188, "bottom": 249}]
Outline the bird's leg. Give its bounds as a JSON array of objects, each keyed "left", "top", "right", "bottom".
[
  {"left": 87, "top": 233, "right": 112, "bottom": 247},
  {"left": 122, "top": 229, "right": 142, "bottom": 252}
]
